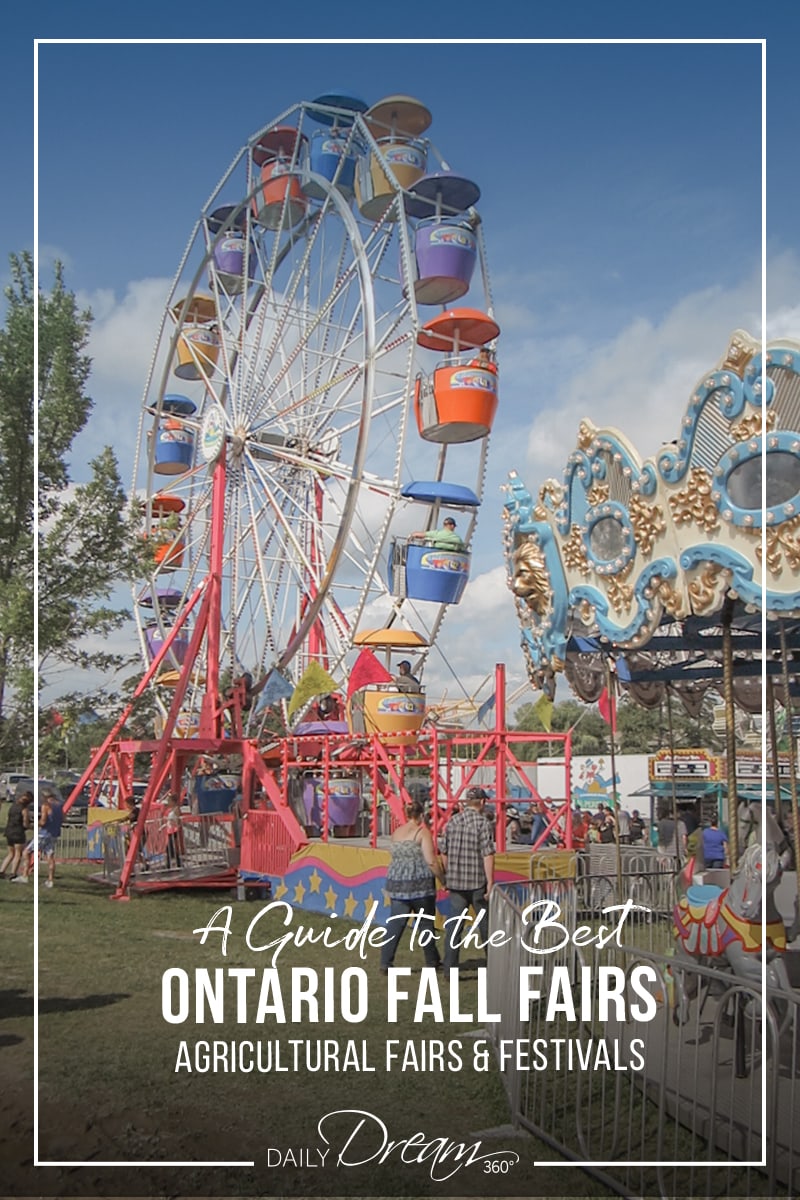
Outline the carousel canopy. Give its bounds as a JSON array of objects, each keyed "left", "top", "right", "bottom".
[{"left": 503, "top": 330, "right": 800, "bottom": 712}]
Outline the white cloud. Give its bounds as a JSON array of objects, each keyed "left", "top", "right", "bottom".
[
  {"left": 83, "top": 276, "right": 171, "bottom": 391},
  {"left": 517, "top": 262, "right": 773, "bottom": 481},
  {"left": 459, "top": 564, "right": 510, "bottom": 618}
]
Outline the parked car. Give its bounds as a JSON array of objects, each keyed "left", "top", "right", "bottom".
[
  {"left": 1, "top": 772, "right": 28, "bottom": 802},
  {"left": 13, "top": 777, "right": 88, "bottom": 827}
]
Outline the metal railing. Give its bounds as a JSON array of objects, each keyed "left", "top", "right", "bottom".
[
  {"left": 487, "top": 880, "right": 800, "bottom": 1199},
  {"left": 100, "top": 811, "right": 236, "bottom": 880},
  {"left": 55, "top": 826, "right": 89, "bottom": 861}
]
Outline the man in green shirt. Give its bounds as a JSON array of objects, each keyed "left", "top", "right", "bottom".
[{"left": 412, "top": 515, "right": 465, "bottom": 552}]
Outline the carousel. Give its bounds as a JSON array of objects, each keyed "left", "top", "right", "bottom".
[{"left": 503, "top": 327, "right": 800, "bottom": 950}]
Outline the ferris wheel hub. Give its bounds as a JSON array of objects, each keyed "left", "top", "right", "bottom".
[{"left": 231, "top": 427, "right": 247, "bottom": 459}]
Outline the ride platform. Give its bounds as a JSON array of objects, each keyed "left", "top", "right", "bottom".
[{"left": 90, "top": 810, "right": 548, "bottom": 907}]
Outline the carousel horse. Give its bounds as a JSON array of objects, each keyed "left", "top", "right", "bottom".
[
  {"left": 738, "top": 801, "right": 795, "bottom": 870},
  {"left": 671, "top": 826, "right": 797, "bottom": 1025}
]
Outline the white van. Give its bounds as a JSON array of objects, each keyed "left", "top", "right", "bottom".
[{"left": 1, "top": 773, "right": 28, "bottom": 802}]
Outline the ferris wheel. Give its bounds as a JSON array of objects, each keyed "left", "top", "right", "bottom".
[{"left": 132, "top": 92, "right": 499, "bottom": 734}]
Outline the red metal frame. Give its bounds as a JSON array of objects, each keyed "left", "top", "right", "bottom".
[
  {"left": 67, "top": 423, "right": 573, "bottom": 899},
  {"left": 83, "top": 715, "right": 572, "bottom": 896}
]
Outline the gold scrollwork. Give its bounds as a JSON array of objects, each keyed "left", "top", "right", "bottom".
[
  {"left": 757, "top": 515, "right": 800, "bottom": 575},
  {"left": 510, "top": 538, "right": 551, "bottom": 616},
  {"left": 721, "top": 330, "right": 759, "bottom": 375},
  {"left": 562, "top": 524, "right": 592, "bottom": 576},
  {"left": 731, "top": 410, "right": 774, "bottom": 441},
  {"left": 650, "top": 577, "right": 684, "bottom": 619},
  {"left": 577, "top": 599, "right": 595, "bottom": 625},
  {"left": 587, "top": 482, "right": 610, "bottom": 507},
  {"left": 537, "top": 479, "right": 565, "bottom": 513},
  {"left": 688, "top": 564, "right": 729, "bottom": 613},
  {"left": 577, "top": 420, "right": 596, "bottom": 451},
  {"left": 628, "top": 494, "right": 666, "bottom": 556},
  {"left": 605, "top": 566, "right": 634, "bottom": 614},
  {"left": 669, "top": 467, "right": 720, "bottom": 533}
]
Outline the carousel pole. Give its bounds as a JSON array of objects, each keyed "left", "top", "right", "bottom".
[
  {"left": 766, "top": 675, "right": 784, "bottom": 828},
  {"left": 665, "top": 685, "right": 681, "bottom": 869},
  {"left": 605, "top": 660, "right": 623, "bottom": 902},
  {"left": 495, "top": 662, "right": 507, "bottom": 853},
  {"left": 778, "top": 622, "right": 800, "bottom": 907},
  {"left": 722, "top": 604, "right": 739, "bottom": 871}
]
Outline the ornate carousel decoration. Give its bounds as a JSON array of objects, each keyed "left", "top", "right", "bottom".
[{"left": 503, "top": 330, "right": 800, "bottom": 713}]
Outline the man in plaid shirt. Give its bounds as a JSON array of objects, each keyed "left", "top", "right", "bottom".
[{"left": 440, "top": 786, "right": 495, "bottom": 971}]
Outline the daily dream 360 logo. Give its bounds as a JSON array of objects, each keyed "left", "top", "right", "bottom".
[{"left": 266, "top": 1109, "right": 520, "bottom": 1183}]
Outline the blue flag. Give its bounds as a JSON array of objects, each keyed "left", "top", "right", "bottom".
[
  {"left": 254, "top": 668, "right": 294, "bottom": 711},
  {"left": 477, "top": 693, "right": 496, "bottom": 726}
]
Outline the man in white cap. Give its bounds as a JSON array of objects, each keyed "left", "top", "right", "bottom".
[{"left": 440, "top": 786, "right": 495, "bottom": 971}]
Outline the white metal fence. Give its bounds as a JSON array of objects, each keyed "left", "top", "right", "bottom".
[{"left": 488, "top": 879, "right": 800, "bottom": 1199}]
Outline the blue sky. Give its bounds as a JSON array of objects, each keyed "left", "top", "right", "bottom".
[{"left": 9, "top": 18, "right": 799, "bottom": 711}]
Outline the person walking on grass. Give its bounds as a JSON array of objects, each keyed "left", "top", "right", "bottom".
[
  {"left": 14, "top": 791, "right": 62, "bottom": 888},
  {"left": 123, "top": 794, "right": 148, "bottom": 871},
  {"left": 1, "top": 790, "right": 33, "bottom": 879},
  {"left": 380, "top": 798, "right": 445, "bottom": 974},
  {"left": 440, "top": 786, "right": 495, "bottom": 972}
]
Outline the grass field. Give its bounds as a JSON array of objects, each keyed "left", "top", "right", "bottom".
[{"left": 1, "top": 863, "right": 618, "bottom": 1198}]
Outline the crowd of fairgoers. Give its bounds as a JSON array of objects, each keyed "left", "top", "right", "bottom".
[{"left": 3, "top": 763, "right": 753, "bottom": 878}]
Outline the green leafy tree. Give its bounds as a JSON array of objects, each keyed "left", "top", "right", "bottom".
[
  {"left": 669, "top": 690, "right": 725, "bottom": 752},
  {"left": 615, "top": 700, "right": 664, "bottom": 754},
  {"left": 0, "top": 253, "right": 35, "bottom": 762},
  {"left": 0, "top": 253, "right": 143, "bottom": 763},
  {"left": 37, "top": 262, "right": 144, "bottom": 679},
  {"left": 512, "top": 698, "right": 610, "bottom": 759}
]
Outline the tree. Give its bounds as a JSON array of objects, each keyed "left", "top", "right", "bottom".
[
  {"left": 0, "top": 253, "right": 35, "bottom": 762},
  {"left": 512, "top": 698, "right": 610, "bottom": 759},
  {"left": 512, "top": 685, "right": 726, "bottom": 765},
  {"left": 0, "top": 253, "right": 143, "bottom": 764},
  {"left": 615, "top": 700, "right": 664, "bottom": 754},
  {"left": 669, "top": 690, "right": 725, "bottom": 752}
]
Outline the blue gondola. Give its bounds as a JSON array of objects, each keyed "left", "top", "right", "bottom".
[{"left": 389, "top": 481, "right": 480, "bottom": 604}]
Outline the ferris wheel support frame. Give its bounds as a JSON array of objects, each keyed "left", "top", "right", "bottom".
[
  {"left": 61, "top": 583, "right": 207, "bottom": 821},
  {"left": 111, "top": 445, "right": 243, "bottom": 898}
]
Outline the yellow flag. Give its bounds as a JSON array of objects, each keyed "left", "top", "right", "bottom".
[
  {"left": 287, "top": 661, "right": 339, "bottom": 719},
  {"left": 532, "top": 693, "right": 554, "bottom": 733}
]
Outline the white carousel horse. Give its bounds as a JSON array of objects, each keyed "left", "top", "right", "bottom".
[{"left": 672, "top": 827, "right": 797, "bottom": 1025}]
